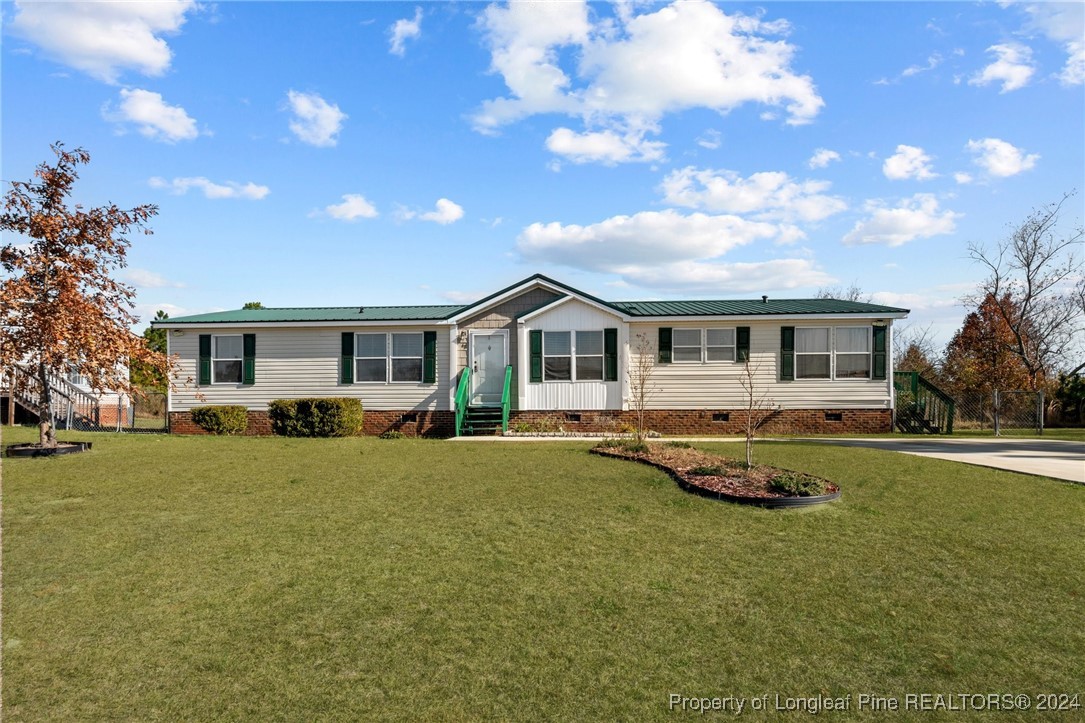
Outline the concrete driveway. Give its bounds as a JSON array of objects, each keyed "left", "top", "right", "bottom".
[{"left": 800, "top": 437, "right": 1085, "bottom": 484}]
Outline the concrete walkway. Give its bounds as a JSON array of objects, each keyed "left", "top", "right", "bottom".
[{"left": 793, "top": 437, "right": 1085, "bottom": 484}]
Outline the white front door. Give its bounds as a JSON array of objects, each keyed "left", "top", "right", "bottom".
[{"left": 470, "top": 331, "right": 507, "bottom": 405}]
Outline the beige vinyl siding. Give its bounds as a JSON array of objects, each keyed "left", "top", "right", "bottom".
[
  {"left": 629, "top": 321, "right": 893, "bottom": 410},
  {"left": 169, "top": 326, "right": 451, "bottom": 412},
  {"left": 521, "top": 298, "right": 624, "bottom": 410}
]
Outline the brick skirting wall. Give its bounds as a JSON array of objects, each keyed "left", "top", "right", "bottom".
[
  {"left": 507, "top": 409, "right": 892, "bottom": 436},
  {"left": 169, "top": 408, "right": 888, "bottom": 437},
  {"left": 168, "top": 410, "right": 455, "bottom": 437}
]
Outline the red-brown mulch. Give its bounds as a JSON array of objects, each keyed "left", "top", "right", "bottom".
[{"left": 590, "top": 442, "right": 838, "bottom": 500}]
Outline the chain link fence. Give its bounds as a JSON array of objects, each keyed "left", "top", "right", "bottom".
[
  {"left": 55, "top": 391, "right": 168, "bottom": 433},
  {"left": 127, "top": 391, "right": 168, "bottom": 433},
  {"left": 953, "top": 390, "right": 1044, "bottom": 435}
]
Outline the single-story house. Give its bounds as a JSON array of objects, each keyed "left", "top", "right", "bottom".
[{"left": 153, "top": 274, "right": 909, "bottom": 436}]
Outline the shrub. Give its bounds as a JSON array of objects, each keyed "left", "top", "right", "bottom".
[
  {"left": 268, "top": 398, "right": 363, "bottom": 437},
  {"left": 690, "top": 464, "right": 730, "bottom": 476},
  {"left": 771, "top": 471, "right": 829, "bottom": 497},
  {"left": 378, "top": 430, "right": 406, "bottom": 440},
  {"left": 617, "top": 439, "right": 650, "bottom": 454},
  {"left": 665, "top": 441, "right": 694, "bottom": 449},
  {"left": 592, "top": 438, "right": 649, "bottom": 454},
  {"left": 190, "top": 405, "right": 248, "bottom": 435}
]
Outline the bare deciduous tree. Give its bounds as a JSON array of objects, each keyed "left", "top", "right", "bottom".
[
  {"left": 893, "top": 323, "right": 942, "bottom": 379},
  {"left": 815, "top": 282, "right": 871, "bottom": 303},
  {"left": 967, "top": 192, "right": 1084, "bottom": 390},
  {"left": 628, "top": 332, "right": 657, "bottom": 443},
  {"left": 0, "top": 143, "right": 176, "bottom": 447},
  {"left": 738, "top": 355, "right": 777, "bottom": 469}
]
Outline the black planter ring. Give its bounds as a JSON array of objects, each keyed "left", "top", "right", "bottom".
[
  {"left": 4, "top": 441, "right": 93, "bottom": 458},
  {"left": 590, "top": 448, "right": 841, "bottom": 508}
]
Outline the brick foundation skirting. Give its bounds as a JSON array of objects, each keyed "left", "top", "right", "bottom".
[
  {"left": 169, "top": 408, "right": 889, "bottom": 437},
  {"left": 506, "top": 408, "right": 892, "bottom": 436}
]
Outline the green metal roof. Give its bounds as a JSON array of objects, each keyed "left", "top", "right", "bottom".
[
  {"left": 611, "top": 298, "right": 908, "bottom": 316},
  {"left": 156, "top": 276, "right": 908, "bottom": 326},
  {"left": 161, "top": 304, "right": 466, "bottom": 324}
]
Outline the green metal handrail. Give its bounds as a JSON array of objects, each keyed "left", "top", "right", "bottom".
[
  {"left": 894, "top": 371, "right": 956, "bottom": 434},
  {"left": 454, "top": 367, "right": 471, "bottom": 437},
  {"left": 500, "top": 365, "right": 513, "bottom": 434}
]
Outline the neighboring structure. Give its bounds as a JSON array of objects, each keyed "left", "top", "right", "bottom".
[
  {"left": 154, "top": 274, "right": 909, "bottom": 436},
  {"left": 2, "top": 364, "right": 130, "bottom": 428}
]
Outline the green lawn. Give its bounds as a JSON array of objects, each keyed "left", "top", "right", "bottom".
[{"left": 3, "top": 427, "right": 1083, "bottom": 720}]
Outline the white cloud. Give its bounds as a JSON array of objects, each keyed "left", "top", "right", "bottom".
[
  {"left": 883, "top": 145, "right": 938, "bottom": 181},
  {"left": 9, "top": 0, "right": 196, "bottom": 84},
  {"left": 954, "top": 172, "right": 974, "bottom": 185},
  {"left": 473, "top": 0, "right": 823, "bottom": 163},
  {"left": 519, "top": 209, "right": 778, "bottom": 268},
  {"left": 902, "top": 52, "right": 943, "bottom": 78},
  {"left": 969, "top": 43, "right": 1035, "bottom": 93},
  {"left": 123, "top": 268, "right": 184, "bottom": 289},
  {"left": 399, "top": 198, "right": 464, "bottom": 225},
  {"left": 696, "top": 129, "right": 722, "bottom": 150},
  {"left": 319, "top": 194, "right": 378, "bottom": 221},
  {"left": 148, "top": 176, "right": 269, "bottom": 200},
  {"left": 660, "top": 167, "right": 847, "bottom": 223},
  {"left": 285, "top": 90, "right": 347, "bottom": 147},
  {"left": 545, "top": 127, "right": 666, "bottom": 164},
  {"left": 808, "top": 148, "right": 841, "bottom": 169},
  {"left": 441, "top": 290, "right": 481, "bottom": 304},
  {"left": 422, "top": 198, "right": 464, "bottom": 224},
  {"left": 1022, "top": 2, "right": 1084, "bottom": 85},
  {"left": 516, "top": 208, "right": 830, "bottom": 293},
  {"left": 104, "top": 89, "right": 198, "bottom": 143},
  {"left": 615, "top": 259, "right": 834, "bottom": 294},
  {"left": 965, "top": 137, "right": 1039, "bottom": 177},
  {"left": 843, "top": 194, "right": 961, "bottom": 247},
  {"left": 389, "top": 7, "right": 422, "bottom": 57}
]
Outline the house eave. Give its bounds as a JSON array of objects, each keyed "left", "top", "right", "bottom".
[{"left": 154, "top": 319, "right": 454, "bottom": 330}]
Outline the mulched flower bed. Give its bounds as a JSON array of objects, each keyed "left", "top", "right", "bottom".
[{"left": 590, "top": 442, "right": 840, "bottom": 507}]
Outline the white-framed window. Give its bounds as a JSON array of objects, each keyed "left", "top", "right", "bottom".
[
  {"left": 672, "top": 328, "right": 703, "bottom": 362},
  {"left": 835, "top": 327, "right": 871, "bottom": 379},
  {"left": 795, "top": 327, "right": 831, "bottom": 380},
  {"left": 355, "top": 332, "right": 424, "bottom": 383},
  {"left": 543, "top": 331, "right": 572, "bottom": 381},
  {"left": 672, "top": 328, "right": 736, "bottom": 363},
  {"left": 212, "top": 334, "right": 243, "bottom": 384},
  {"left": 391, "top": 333, "right": 424, "bottom": 383},
  {"left": 575, "top": 330, "right": 604, "bottom": 381},
  {"left": 355, "top": 333, "right": 387, "bottom": 383},
  {"left": 706, "top": 328, "right": 736, "bottom": 362},
  {"left": 540, "top": 330, "right": 609, "bottom": 382}
]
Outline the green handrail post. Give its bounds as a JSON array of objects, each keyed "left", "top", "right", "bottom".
[
  {"left": 500, "top": 365, "right": 513, "bottom": 434},
  {"left": 454, "top": 367, "right": 471, "bottom": 437}
]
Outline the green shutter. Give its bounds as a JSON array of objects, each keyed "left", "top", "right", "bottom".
[
  {"left": 872, "top": 325, "right": 887, "bottom": 380},
  {"left": 604, "top": 328, "right": 618, "bottom": 382},
  {"left": 242, "top": 334, "right": 256, "bottom": 385},
  {"left": 198, "top": 334, "right": 211, "bottom": 385},
  {"left": 780, "top": 326, "right": 795, "bottom": 381},
  {"left": 340, "top": 332, "right": 354, "bottom": 384},
  {"left": 529, "top": 330, "right": 543, "bottom": 383},
  {"left": 658, "top": 327, "right": 672, "bottom": 364},
  {"left": 736, "top": 326, "right": 750, "bottom": 362},
  {"left": 423, "top": 331, "right": 437, "bottom": 384}
]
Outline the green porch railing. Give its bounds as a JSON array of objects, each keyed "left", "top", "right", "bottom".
[
  {"left": 454, "top": 367, "right": 471, "bottom": 437},
  {"left": 500, "top": 365, "right": 513, "bottom": 434},
  {"left": 894, "top": 371, "right": 956, "bottom": 434}
]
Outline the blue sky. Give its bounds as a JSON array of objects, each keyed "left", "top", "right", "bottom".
[{"left": 3, "top": 1, "right": 1082, "bottom": 345}]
